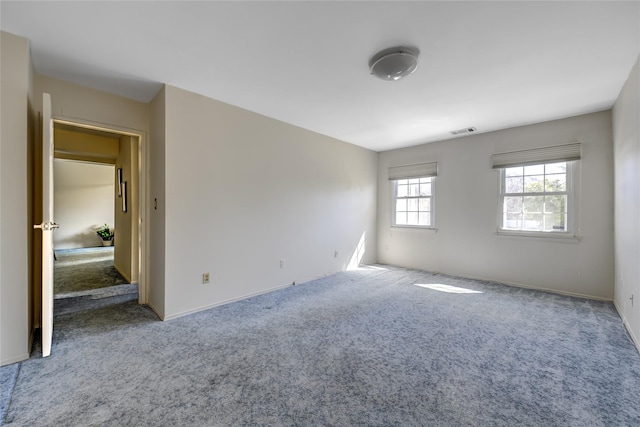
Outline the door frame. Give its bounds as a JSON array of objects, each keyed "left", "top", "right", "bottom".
[{"left": 51, "top": 117, "right": 149, "bottom": 305}]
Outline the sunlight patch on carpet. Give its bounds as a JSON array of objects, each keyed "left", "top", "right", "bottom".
[{"left": 414, "top": 283, "right": 483, "bottom": 294}]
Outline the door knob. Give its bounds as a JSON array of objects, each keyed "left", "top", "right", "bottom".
[{"left": 33, "top": 222, "right": 59, "bottom": 231}]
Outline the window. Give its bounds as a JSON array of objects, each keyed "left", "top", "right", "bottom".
[
  {"left": 389, "top": 162, "right": 438, "bottom": 228},
  {"left": 393, "top": 177, "right": 434, "bottom": 227},
  {"left": 492, "top": 142, "right": 580, "bottom": 236},
  {"left": 499, "top": 161, "right": 573, "bottom": 233}
]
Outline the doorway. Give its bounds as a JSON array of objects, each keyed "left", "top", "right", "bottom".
[
  {"left": 48, "top": 121, "right": 146, "bottom": 315},
  {"left": 52, "top": 159, "right": 137, "bottom": 315}
]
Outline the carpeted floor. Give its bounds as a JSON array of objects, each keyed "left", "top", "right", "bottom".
[
  {"left": 3, "top": 265, "right": 640, "bottom": 426},
  {"left": 52, "top": 245, "right": 138, "bottom": 316},
  {"left": 54, "top": 247, "right": 128, "bottom": 295},
  {"left": 0, "top": 365, "right": 18, "bottom": 425}
]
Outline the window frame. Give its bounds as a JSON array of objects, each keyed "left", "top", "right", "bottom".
[
  {"left": 391, "top": 176, "right": 436, "bottom": 229},
  {"left": 497, "top": 161, "right": 578, "bottom": 238}
]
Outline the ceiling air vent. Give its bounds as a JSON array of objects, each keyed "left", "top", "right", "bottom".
[{"left": 451, "top": 127, "right": 477, "bottom": 136}]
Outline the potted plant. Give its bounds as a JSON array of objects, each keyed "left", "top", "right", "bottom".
[{"left": 96, "top": 224, "right": 114, "bottom": 246}]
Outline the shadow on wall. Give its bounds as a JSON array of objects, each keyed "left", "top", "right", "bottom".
[{"left": 347, "top": 232, "right": 366, "bottom": 270}]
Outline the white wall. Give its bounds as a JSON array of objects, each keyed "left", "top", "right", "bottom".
[
  {"left": 613, "top": 55, "right": 640, "bottom": 348},
  {"left": 53, "top": 159, "right": 115, "bottom": 250},
  {"left": 378, "top": 111, "right": 614, "bottom": 300},
  {"left": 159, "top": 85, "right": 377, "bottom": 319},
  {"left": 0, "top": 32, "right": 31, "bottom": 365}
]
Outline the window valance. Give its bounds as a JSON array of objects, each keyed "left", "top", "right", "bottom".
[
  {"left": 388, "top": 162, "right": 438, "bottom": 180},
  {"left": 491, "top": 142, "right": 581, "bottom": 169}
]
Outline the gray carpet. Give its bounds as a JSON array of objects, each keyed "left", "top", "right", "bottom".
[
  {"left": 54, "top": 287, "right": 139, "bottom": 316},
  {"left": 54, "top": 247, "right": 128, "bottom": 295},
  {"left": 3, "top": 265, "right": 640, "bottom": 426},
  {"left": 0, "top": 364, "right": 18, "bottom": 425},
  {"left": 52, "top": 245, "right": 138, "bottom": 321}
]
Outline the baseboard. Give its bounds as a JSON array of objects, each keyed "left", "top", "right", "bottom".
[
  {"left": 0, "top": 328, "right": 37, "bottom": 366},
  {"left": 386, "top": 264, "right": 614, "bottom": 302},
  {"left": 157, "top": 267, "right": 349, "bottom": 321},
  {"left": 114, "top": 263, "right": 132, "bottom": 283},
  {"left": 163, "top": 282, "right": 295, "bottom": 321},
  {"left": 489, "top": 279, "right": 613, "bottom": 302},
  {"left": 146, "top": 301, "right": 165, "bottom": 321},
  {"left": 614, "top": 300, "right": 640, "bottom": 354},
  {"left": 0, "top": 353, "right": 29, "bottom": 367}
]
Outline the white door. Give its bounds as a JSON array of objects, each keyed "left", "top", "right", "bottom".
[{"left": 34, "top": 93, "right": 57, "bottom": 357}]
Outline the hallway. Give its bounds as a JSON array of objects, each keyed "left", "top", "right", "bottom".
[{"left": 54, "top": 247, "right": 137, "bottom": 316}]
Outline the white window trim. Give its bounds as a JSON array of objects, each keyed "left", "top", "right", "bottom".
[
  {"left": 493, "top": 230, "right": 581, "bottom": 243},
  {"left": 391, "top": 177, "right": 436, "bottom": 229},
  {"left": 496, "top": 161, "right": 580, "bottom": 239}
]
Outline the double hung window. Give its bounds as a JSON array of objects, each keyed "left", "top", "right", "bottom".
[
  {"left": 389, "top": 162, "right": 437, "bottom": 228},
  {"left": 492, "top": 143, "right": 580, "bottom": 236},
  {"left": 500, "top": 162, "right": 571, "bottom": 232},
  {"left": 393, "top": 177, "right": 434, "bottom": 227}
]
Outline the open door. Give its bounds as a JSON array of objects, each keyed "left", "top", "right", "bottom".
[{"left": 34, "top": 93, "right": 57, "bottom": 357}]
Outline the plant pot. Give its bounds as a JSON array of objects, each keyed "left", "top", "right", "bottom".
[{"left": 101, "top": 239, "right": 114, "bottom": 247}]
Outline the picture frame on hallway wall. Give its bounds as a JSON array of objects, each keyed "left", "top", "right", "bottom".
[
  {"left": 117, "top": 168, "right": 123, "bottom": 197},
  {"left": 122, "top": 181, "right": 127, "bottom": 212}
]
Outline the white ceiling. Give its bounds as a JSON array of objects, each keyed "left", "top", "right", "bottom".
[{"left": 2, "top": 1, "right": 639, "bottom": 152}]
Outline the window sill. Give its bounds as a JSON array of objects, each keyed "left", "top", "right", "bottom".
[
  {"left": 391, "top": 225, "right": 438, "bottom": 232},
  {"left": 495, "top": 230, "right": 581, "bottom": 243}
]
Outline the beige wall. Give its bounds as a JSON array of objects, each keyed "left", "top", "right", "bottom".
[
  {"left": 613, "top": 55, "right": 640, "bottom": 348},
  {"left": 54, "top": 128, "right": 119, "bottom": 163},
  {"left": 378, "top": 111, "right": 615, "bottom": 300},
  {"left": 34, "top": 74, "right": 150, "bottom": 135},
  {"left": 129, "top": 137, "right": 140, "bottom": 284},
  {"left": 157, "top": 85, "right": 377, "bottom": 319},
  {"left": 114, "top": 135, "right": 138, "bottom": 283},
  {"left": 53, "top": 159, "right": 115, "bottom": 250},
  {"left": 0, "top": 31, "right": 31, "bottom": 365}
]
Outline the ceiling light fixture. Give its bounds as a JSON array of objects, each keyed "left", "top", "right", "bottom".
[
  {"left": 369, "top": 46, "right": 420, "bottom": 81},
  {"left": 451, "top": 127, "right": 477, "bottom": 135}
]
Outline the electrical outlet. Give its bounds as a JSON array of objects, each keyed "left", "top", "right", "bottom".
[
  {"left": 202, "top": 273, "right": 210, "bottom": 284},
  {"left": 280, "top": 259, "right": 285, "bottom": 268},
  {"left": 334, "top": 250, "right": 339, "bottom": 258},
  {"left": 631, "top": 294, "right": 634, "bottom": 307}
]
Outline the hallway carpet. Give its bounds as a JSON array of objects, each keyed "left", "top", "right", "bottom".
[{"left": 54, "top": 247, "right": 128, "bottom": 295}]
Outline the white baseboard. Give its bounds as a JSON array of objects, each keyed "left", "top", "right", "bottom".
[
  {"left": 0, "top": 353, "right": 29, "bottom": 366},
  {"left": 425, "top": 268, "right": 613, "bottom": 302},
  {"left": 614, "top": 300, "right": 640, "bottom": 354},
  {"left": 162, "top": 282, "right": 295, "bottom": 321},
  {"left": 114, "top": 263, "right": 132, "bottom": 283},
  {"left": 495, "top": 280, "right": 613, "bottom": 301},
  {"left": 146, "top": 300, "right": 164, "bottom": 321},
  {"left": 160, "top": 268, "right": 349, "bottom": 321}
]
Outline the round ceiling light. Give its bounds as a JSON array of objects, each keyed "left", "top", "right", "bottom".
[{"left": 369, "top": 46, "right": 419, "bottom": 81}]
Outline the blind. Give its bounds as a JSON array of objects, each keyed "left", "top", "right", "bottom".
[
  {"left": 388, "top": 162, "right": 438, "bottom": 180},
  {"left": 491, "top": 142, "right": 581, "bottom": 169}
]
